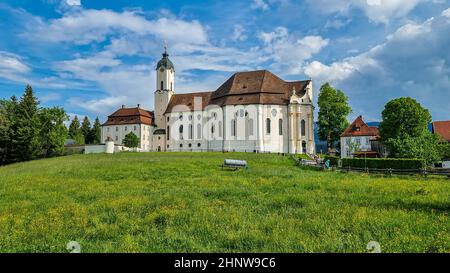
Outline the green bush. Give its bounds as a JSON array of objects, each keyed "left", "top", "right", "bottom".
[
  {"left": 324, "top": 155, "right": 340, "bottom": 166},
  {"left": 341, "top": 158, "right": 426, "bottom": 170}
]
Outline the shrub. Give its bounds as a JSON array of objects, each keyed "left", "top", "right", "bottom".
[{"left": 341, "top": 158, "right": 426, "bottom": 170}]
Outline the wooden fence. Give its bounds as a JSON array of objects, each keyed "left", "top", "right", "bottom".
[{"left": 291, "top": 155, "right": 450, "bottom": 178}]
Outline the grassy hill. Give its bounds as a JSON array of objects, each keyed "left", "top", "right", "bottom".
[{"left": 0, "top": 152, "right": 449, "bottom": 253}]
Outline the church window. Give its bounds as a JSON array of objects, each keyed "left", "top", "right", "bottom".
[
  {"left": 115, "top": 136, "right": 118, "bottom": 141},
  {"left": 197, "top": 143, "right": 201, "bottom": 147},
  {"left": 179, "top": 115, "right": 183, "bottom": 121},
  {"left": 266, "top": 118, "right": 271, "bottom": 135},
  {"left": 197, "top": 114, "right": 201, "bottom": 120},
  {"left": 197, "top": 124, "right": 202, "bottom": 139},
  {"left": 179, "top": 125, "right": 184, "bottom": 140},
  {"left": 248, "top": 119, "right": 254, "bottom": 136},
  {"left": 167, "top": 117, "right": 170, "bottom": 122},
  {"left": 180, "top": 144, "right": 183, "bottom": 148},
  {"left": 167, "top": 126, "right": 170, "bottom": 140},
  {"left": 125, "top": 126, "right": 127, "bottom": 131},
  {"left": 107, "top": 128, "right": 110, "bottom": 132},
  {"left": 211, "top": 125, "right": 215, "bottom": 135},
  {"left": 231, "top": 119, "right": 236, "bottom": 137},
  {"left": 134, "top": 126, "right": 136, "bottom": 131},
  {"left": 116, "top": 127, "right": 118, "bottom": 132},
  {"left": 189, "top": 125, "right": 193, "bottom": 140},
  {"left": 279, "top": 119, "right": 283, "bottom": 136},
  {"left": 218, "top": 121, "right": 223, "bottom": 138},
  {"left": 188, "top": 143, "right": 192, "bottom": 148},
  {"left": 301, "top": 120, "right": 306, "bottom": 137},
  {"left": 189, "top": 115, "right": 192, "bottom": 121},
  {"left": 161, "top": 81, "right": 164, "bottom": 90}
]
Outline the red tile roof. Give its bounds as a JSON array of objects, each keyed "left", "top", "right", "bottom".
[
  {"left": 103, "top": 107, "right": 154, "bottom": 126},
  {"left": 433, "top": 121, "right": 450, "bottom": 142},
  {"left": 164, "top": 70, "right": 311, "bottom": 113},
  {"left": 341, "top": 116, "right": 380, "bottom": 137},
  {"left": 164, "top": 92, "right": 213, "bottom": 114}
]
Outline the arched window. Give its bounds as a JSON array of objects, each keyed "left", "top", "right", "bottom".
[
  {"left": 279, "top": 119, "right": 283, "bottom": 136},
  {"left": 161, "top": 81, "right": 164, "bottom": 90},
  {"left": 197, "top": 124, "right": 202, "bottom": 139},
  {"left": 189, "top": 124, "right": 193, "bottom": 140},
  {"left": 231, "top": 119, "right": 236, "bottom": 137},
  {"left": 211, "top": 124, "right": 215, "bottom": 135},
  {"left": 248, "top": 118, "right": 254, "bottom": 136},
  {"left": 301, "top": 120, "right": 306, "bottom": 137},
  {"left": 218, "top": 121, "right": 222, "bottom": 138},
  {"left": 266, "top": 118, "right": 271, "bottom": 134},
  {"left": 167, "top": 126, "right": 170, "bottom": 140},
  {"left": 179, "top": 125, "right": 184, "bottom": 140}
]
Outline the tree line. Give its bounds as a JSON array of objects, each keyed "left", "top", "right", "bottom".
[
  {"left": 0, "top": 85, "right": 68, "bottom": 165},
  {"left": 0, "top": 85, "right": 103, "bottom": 166},
  {"left": 68, "top": 115, "right": 101, "bottom": 145},
  {"left": 317, "top": 83, "right": 449, "bottom": 165}
]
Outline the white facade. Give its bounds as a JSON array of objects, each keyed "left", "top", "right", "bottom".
[
  {"left": 101, "top": 124, "right": 153, "bottom": 151},
  {"left": 102, "top": 49, "right": 316, "bottom": 155},
  {"left": 162, "top": 92, "right": 315, "bottom": 154},
  {"left": 340, "top": 136, "right": 373, "bottom": 158}
]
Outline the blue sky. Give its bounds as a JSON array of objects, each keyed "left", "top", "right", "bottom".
[{"left": 0, "top": 0, "right": 449, "bottom": 122}]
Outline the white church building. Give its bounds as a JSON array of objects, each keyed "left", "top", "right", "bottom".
[{"left": 101, "top": 48, "right": 316, "bottom": 154}]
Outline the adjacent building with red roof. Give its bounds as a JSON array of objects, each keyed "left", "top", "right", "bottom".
[
  {"left": 340, "top": 116, "right": 384, "bottom": 158},
  {"left": 432, "top": 121, "right": 450, "bottom": 142},
  {"left": 101, "top": 105, "right": 155, "bottom": 151}
]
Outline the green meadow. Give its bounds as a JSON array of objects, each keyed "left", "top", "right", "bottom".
[{"left": 0, "top": 152, "right": 449, "bottom": 253}]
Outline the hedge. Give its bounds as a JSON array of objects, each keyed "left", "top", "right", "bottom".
[
  {"left": 324, "top": 155, "right": 340, "bottom": 166},
  {"left": 341, "top": 158, "right": 426, "bottom": 170}
]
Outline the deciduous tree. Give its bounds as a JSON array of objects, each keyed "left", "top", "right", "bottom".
[
  {"left": 122, "top": 132, "right": 140, "bottom": 149},
  {"left": 317, "top": 83, "right": 352, "bottom": 152}
]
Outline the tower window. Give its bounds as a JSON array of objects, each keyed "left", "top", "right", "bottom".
[
  {"left": 161, "top": 81, "right": 164, "bottom": 90},
  {"left": 301, "top": 120, "right": 306, "bottom": 137},
  {"left": 266, "top": 118, "right": 271, "bottom": 135}
]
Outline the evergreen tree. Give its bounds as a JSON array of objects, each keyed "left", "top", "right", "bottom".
[
  {"left": 81, "top": 116, "right": 91, "bottom": 144},
  {"left": 15, "top": 85, "right": 41, "bottom": 161},
  {"left": 39, "top": 107, "right": 68, "bottom": 157},
  {"left": 317, "top": 83, "right": 352, "bottom": 152},
  {"left": 68, "top": 116, "right": 84, "bottom": 144},
  {"left": 0, "top": 99, "right": 12, "bottom": 164},
  {"left": 89, "top": 117, "right": 102, "bottom": 144}
]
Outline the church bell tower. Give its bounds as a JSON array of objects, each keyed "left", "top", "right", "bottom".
[{"left": 154, "top": 45, "right": 175, "bottom": 129}]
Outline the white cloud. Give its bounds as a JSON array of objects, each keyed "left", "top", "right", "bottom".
[
  {"left": 441, "top": 7, "right": 450, "bottom": 17},
  {"left": 66, "top": 0, "right": 81, "bottom": 6},
  {"left": 307, "top": 0, "right": 430, "bottom": 23},
  {"left": 28, "top": 9, "right": 208, "bottom": 46},
  {"left": 251, "top": 0, "right": 269, "bottom": 11},
  {"left": 259, "top": 27, "right": 329, "bottom": 74},
  {"left": 0, "top": 51, "right": 31, "bottom": 82},
  {"left": 303, "top": 8, "right": 450, "bottom": 120},
  {"left": 232, "top": 24, "right": 247, "bottom": 41},
  {"left": 0, "top": 51, "right": 30, "bottom": 73}
]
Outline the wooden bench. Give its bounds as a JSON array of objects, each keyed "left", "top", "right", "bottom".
[{"left": 222, "top": 159, "right": 248, "bottom": 170}]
